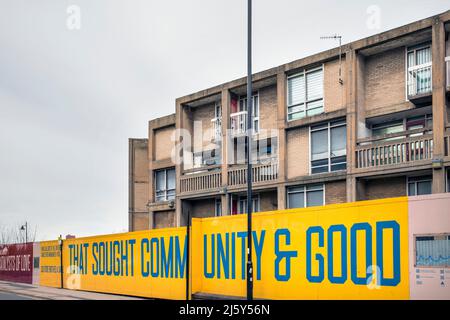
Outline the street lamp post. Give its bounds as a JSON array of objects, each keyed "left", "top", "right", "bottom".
[{"left": 246, "top": 0, "right": 253, "bottom": 301}]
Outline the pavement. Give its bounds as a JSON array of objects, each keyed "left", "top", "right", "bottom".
[{"left": 0, "top": 280, "right": 144, "bottom": 300}]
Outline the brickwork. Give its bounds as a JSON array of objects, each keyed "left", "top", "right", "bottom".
[
  {"left": 360, "top": 176, "right": 406, "bottom": 201},
  {"left": 132, "top": 213, "right": 149, "bottom": 231},
  {"left": 324, "top": 58, "right": 346, "bottom": 113},
  {"left": 259, "top": 85, "right": 278, "bottom": 131},
  {"left": 325, "top": 180, "right": 347, "bottom": 204},
  {"left": 286, "top": 127, "right": 309, "bottom": 179},
  {"left": 364, "top": 47, "right": 413, "bottom": 114},
  {"left": 154, "top": 126, "right": 175, "bottom": 161},
  {"left": 153, "top": 210, "right": 176, "bottom": 229}
]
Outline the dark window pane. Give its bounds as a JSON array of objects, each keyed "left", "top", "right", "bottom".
[
  {"left": 417, "top": 181, "right": 432, "bottom": 195},
  {"left": 331, "top": 125, "right": 346, "bottom": 156},
  {"left": 288, "top": 192, "right": 304, "bottom": 209},
  {"left": 312, "top": 166, "right": 329, "bottom": 174},
  {"left": 311, "top": 129, "right": 328, "bottom": 160},
  {"left": 167, "top": 169, "right": 175, "bottom": 190},
  {"left": 331, "top": 163, "right": 347, "bottom": 171},
  {"left": 408, "top": 183, "right": 416, "bottom": 196},
  {"left": 306, "top": 190, "right": 323, "bottom": 207},
  {"left": 155, "top": 171, "right": 165, "bottom": 191}
]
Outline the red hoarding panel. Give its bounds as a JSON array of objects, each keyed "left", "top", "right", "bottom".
[{"left": 0, "top": 243, "right": 33, "bottom": 284}]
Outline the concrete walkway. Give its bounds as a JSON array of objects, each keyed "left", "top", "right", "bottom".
[{"left": 0, "top": 280, "right": 144, "bottom": 300}]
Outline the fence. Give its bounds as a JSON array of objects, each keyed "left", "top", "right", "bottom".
[{"left": 2, "top": 194, "right": 450, "bottom": 300}]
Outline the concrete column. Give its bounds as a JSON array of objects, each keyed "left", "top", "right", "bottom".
[
  {"left": 276, "top": 68, "right": 287, "bottom": 210},
  {"left": 277, "top": 185, "right": 286, "bottom": 210},
  {"left": 431, "top": 18, "right": 447, "bottom": 194},
  {"left": 345, "top": 49, "right": 358, "bottom": 202},
  {"left": 175, "top": 100, "right": 188, "bottom": 226},
  {"left": 221, "top": 89, "right": 230, "bottom": 215}
]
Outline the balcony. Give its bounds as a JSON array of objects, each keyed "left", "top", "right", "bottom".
[
  {"left": 228, "top": 162, "right": 279, "bottom": 187},
  {"left": 180, "top": 169, "right": 222, "bottom": 194},
  {"left": 356, "top": 129, "right": 433, "bottom": 170},
  {"left": 407, "top": 62, "right": 432, "bottom": 104},
  {"left": 230, "top": 111, "right": 247, "bottom": 136},
  {"left": 211, "top": 117, "right": 222, "bottom": 141}
]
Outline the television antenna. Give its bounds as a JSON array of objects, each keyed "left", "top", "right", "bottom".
[{"left": 320, "top": 34, "right": 343, "bottom": 85}]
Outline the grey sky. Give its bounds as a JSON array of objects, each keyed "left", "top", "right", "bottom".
[{"left": 0, "top": 0, "right": 448, "bottom": 240}]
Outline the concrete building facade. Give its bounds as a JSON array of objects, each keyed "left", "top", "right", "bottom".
[{"left": 129, "top": 11, "right": 450, "bottom": 231}]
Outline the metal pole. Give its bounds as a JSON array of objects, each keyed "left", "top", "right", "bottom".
[
  {"left": 25, "top": 222, "right": 27, "bottom": 243},
  {"left": 186, "top": 210, "right": 191, "bottom": 300},
  {"left": 59, "top": 235, "right": 63, "bottom": 289},
  {"left": 246, "top": 0, "right": 253, "bottom": 301}
]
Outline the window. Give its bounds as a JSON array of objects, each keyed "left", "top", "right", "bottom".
[
  {"left": 155, "top": 168, "right": 175, "bottom": 202},
  {"left": 254, "top": 137, "right": 278, "bottom": 163},
  {"left": 238, "top": 94, "right": 259, "bottom": 132},
  {"left": 193, "top": 148, "right": 220, "bottom": 167},
  {"left": 237, "top": 196, "right": 260, "bottom": 214},
  {"left": 371, "top": 114, "right": 432, "bottom": 140},
  {"left": 215, "top": 198, "right": 222, "bottom": 217},
  {"left": 407, "top": 175, "right": 432, "bottom": 196},
  {"left": 446, "top": 168, "right": 450, "bottom": 192},
  {"left": 287, "top": 184, "right": 324, "bottom": 209},
  {"left": 372, "top": 120, "right": 404, "bottom": 138},
  {"left": 310, "top": 119, "right": 346, "bottom": 174},
  {"left": 287, "top": 67, "right": 324, "bottom": 120},
  {"left": 415, "top": 234, "right": 450, "bottom": 267},
  {"left": 407, "top": 44, "right": 432, "bottom": 95}
]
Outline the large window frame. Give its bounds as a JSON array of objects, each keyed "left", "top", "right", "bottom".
[
  {"left": 310, "top": 119, "right": 347, "bottom": 174},
  {"left": 407, "top": 175, "right": 432, "bottom": 196},
  {"left": 154, "top": 168, "right": 176, "bottom": 202},
  {"left": 286, "top": 184, "right": 325, "bottom": 209},
  {"left": 287, "top": 66, "right": 324, "bottom": 121},
  {"left": 405, "top": 43, "right": 432, "bottom": 97}
]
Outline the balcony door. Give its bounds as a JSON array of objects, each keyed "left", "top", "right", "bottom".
[{"left": 407, "top": 44, "right": 432, "bottom": 96}]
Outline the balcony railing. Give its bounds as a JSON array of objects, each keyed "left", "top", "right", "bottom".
[
  {"left": 356, "top": 132, "right": 433, "bottom": 169},
  {"left": 180, "top": 170, "right": 222, "bottom": 193},
  {"left": 228, "top": 162, "right": 279, "bottom": 187},
  {"left": 211, "top": 117, "right": 222, "bottom": 140},
  {"left": 446, "top": 56, "right": 450, "bottom": 88},
  {"left": 230, "top": 111, "right": 247, "bottom": 135},
  {"left": 407, "top": 62, "right": 432, "bottom": 97}
]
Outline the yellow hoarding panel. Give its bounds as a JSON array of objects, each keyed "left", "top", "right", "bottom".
[
  {"left": 62, "top": 227, "right": 187, "bottom": 300},
  {"left": 39, "top": 240, "right": 62, "bottom": 288},
  {"left": 192, "top": 197, "right": 409, "bottom": 300}
]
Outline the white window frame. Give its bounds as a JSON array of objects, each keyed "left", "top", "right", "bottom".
[
  {"left": 405, "top": 43, "right": 432, "bottom": 99},
  {"left": 154, "top": 168, "right": 175, "bottom": 202},
  {"left": 238, "top": 93, "right": 259, "bottom": 133},
  {"left": 407, "top": 175, "right": 432, "bottom": 196},
  {"left": 286, "top": 183, "right": 325, "bottom": 209},
  {"left": 287, "top": 65, "right": 324, "bottom": 121},
  {"left": 237, "top": 194, "right": 260, "bottom": 214},
  {"left": 309, "top": 119, "right": 347, "bottom": 174}
]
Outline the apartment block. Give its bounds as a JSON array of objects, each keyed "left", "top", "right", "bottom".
[{"left": 129, "top": 11, "right": 450, "bottom": 230}]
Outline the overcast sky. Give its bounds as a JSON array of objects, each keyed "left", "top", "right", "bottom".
[{"left": 0, "top": 1, "right": 448, "bottom": 240}]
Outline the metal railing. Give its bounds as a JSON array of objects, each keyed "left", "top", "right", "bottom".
[
  {"left": 228, "top": 162, "right": 278, "bottom": 186},
  {"left": 230, "top": 111, "right": 247, "bottom": 135},
  {"left": 407, "top": 62, "right": 432, "bottom": 96},
  {"left": 356, "top": 133, "right": 433, "bottom": 169},
  {"left": 211, "top": 117, "right": 222, "bottom": 140},
  {"left": 180, "top": 170, "right": 222, "bottom": 193}
]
